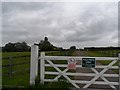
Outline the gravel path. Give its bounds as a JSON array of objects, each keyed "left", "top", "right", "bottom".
[{"left": 74, "top": 51, "right": 118, "bottom": 90}]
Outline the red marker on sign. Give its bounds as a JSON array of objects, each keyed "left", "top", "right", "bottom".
[{"left": 68, "top": 58, "right": 76, "bottom": 69}]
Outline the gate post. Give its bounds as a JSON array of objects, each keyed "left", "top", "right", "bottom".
[
  {"left": 118, "top": 53, "right": 120, "bottom": 90},
  {"left": 30, "top": 45, "right": 38, "bottom": 85},
  {"left": 40, "top": 52, "right": 45, "bottom": 84}
]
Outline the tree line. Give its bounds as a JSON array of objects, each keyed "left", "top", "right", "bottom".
[
  {"left": 84, "top": 47, "right": 120, "bottom": 51},
  {"left": 2, "top": 42, "right": 30, "bottom": 52},
  {"left": 2, "top": 37, "right": 76, "bottom": 52}
]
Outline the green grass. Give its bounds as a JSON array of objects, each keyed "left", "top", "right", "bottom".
[
  {"left": 2, "top": 51, "right": 74, "bottom": 88},
  {"left": 2, "top": 52, "right": 31, "bottom": 88},
  {"left": 85, "top": 50, "right": 120, "bottom": 57},
  {"left": 2, "top": 73, "right": 30, "bottom": 87},
  {"left": 85, "top": 50, "right": 119, "bottom": 73},
  {"left": 2, "top": 52, "right": 30, "bottom": 58},
  {"left": 3, "top": 57, "right": 30, "bottom": 66},
  {"left": 45, "top": 51, "right": 72, "bottom": 56},
  {"left": 85, "top": 51, "right": 106, "bottom": 57}
]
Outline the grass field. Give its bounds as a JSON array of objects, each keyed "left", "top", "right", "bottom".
[
  {"left": 85, "top": 50, "right": 119, "bottom": 73},
  {"left": 2, "top": 52, "right": 30, "bottom": 88},
  {"left": 3, "top": 50, "right": 119, "bottom": 88},
  {"left": 2, "top": 51, "right": 73, "bottom": 88},
  {"left": 2, "top": 52, "right": 30, "bottom": 58},
  {"left": 85, "top": 50, "right": 119, "bottom": 64},
  {"left": 86, "top": 50, "right": 120, "bottom": 57}
]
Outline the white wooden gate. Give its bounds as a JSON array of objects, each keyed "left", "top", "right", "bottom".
[{"left": 30, "top": 45, "right": 120, "bottom": 90}]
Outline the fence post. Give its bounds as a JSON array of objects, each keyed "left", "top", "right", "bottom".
[
  {"left": 40, "top": 52, "right": 45, "bottom": 84},
  {"left": 30, "top": 45, "right": 38, "bottom": 85},
  {"left": 118, "top": 53, "right": 120, "bottom": 90},
  {"left": 9, "top": 57, "right": 12, "bottom": 78}
]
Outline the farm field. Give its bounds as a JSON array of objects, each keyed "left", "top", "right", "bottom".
[
  {"left": 2, "top": 52, "right": 30, "bottom": 88},
  {"left": 85, "top": 50, "right": 119, "bottom": 73},
  {"left": 86, "top": 50, "right": 120, "bottom": 57},
  {"left": 2, "top": 52, "right": 30, "bottom": 58},
  {"left": 2, "top": 51, "right": 73, "bottom": 88},
  {"left": 2, "top": 50, "right": 120, "bottom": 88}
]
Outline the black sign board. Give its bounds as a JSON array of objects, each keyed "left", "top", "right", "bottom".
[{"left": 82, "top": 58, "right": 95, "bottom": 68}]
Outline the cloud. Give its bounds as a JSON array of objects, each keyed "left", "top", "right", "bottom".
[{"left": 2, "top": 2, "right": 118, "bottom": 48}]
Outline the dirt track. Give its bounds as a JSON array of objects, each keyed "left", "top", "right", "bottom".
[{"left": 74, "top": 51, "right": 118, "bottom": 90}]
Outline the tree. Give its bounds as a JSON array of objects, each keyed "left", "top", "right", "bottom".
[
  {"left": 39, "top": 37, "right": 57, "bottom": 51},
  {"left": 44, "top": 37, "right": 48, "bottom": 41},
  {"left": 4, "top": 42, "right": 30, "bottom": 52},
  {"left": 14, "top": 42, "right": 23, "bottom": 52},
  {"left": 4, "top": 42, "right": 15, "bottom": 52},
  {"left": 21, "top": 42, "right": 30, "bottom": 51},
  {"left": 70, "top": 46, "right": 76, "bottom": 51}
]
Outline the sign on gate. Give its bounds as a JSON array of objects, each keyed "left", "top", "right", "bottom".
[
  {"left": 82, "top": 58, "right": 95, "bottom": 68},
  {"left": 68, "top": 58, "right": 76, "bottom": 69}
]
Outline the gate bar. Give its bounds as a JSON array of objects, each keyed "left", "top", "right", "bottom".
[{"left": 40, "top": 52, "right": 45, "bottom": 84}]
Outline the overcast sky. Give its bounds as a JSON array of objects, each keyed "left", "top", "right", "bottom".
[{"left": 2, "top": 2, "right": 118, "bottom": 48}]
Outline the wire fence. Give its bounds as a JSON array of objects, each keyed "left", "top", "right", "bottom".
[
  {"left": 2, "top": 51, "right": 74, "bottom": 78},
  {"left": 2, "top": 55, "right": 30, "bottom": 78}
]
